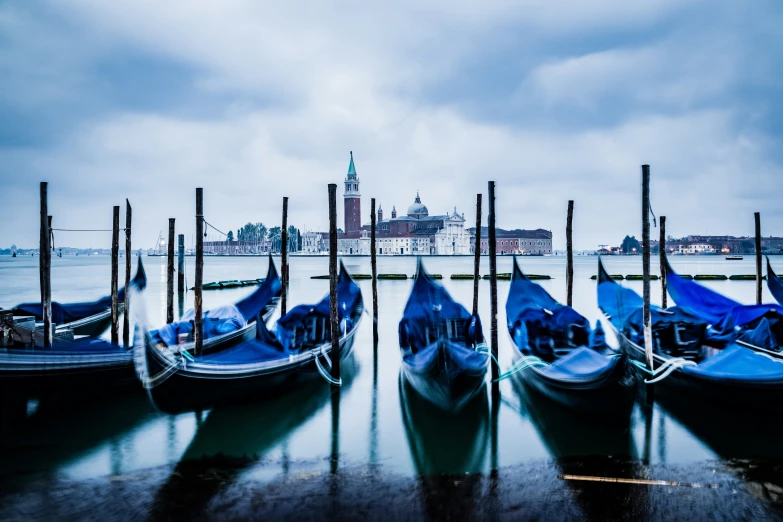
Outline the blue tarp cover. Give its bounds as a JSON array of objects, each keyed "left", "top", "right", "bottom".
[
  {"left": 537, "top": 347, "right": 619, "bottom": 382},
  {"left": 188, "top": 261, "right": 361, "bottom": 365},
  {"left": 150, "top": 258, "right": 280, "bottom": 347},
  {"left": 506, "top": 259, "right": 592, "bottom": 360},
  {"left": 683, "top": 344, "right": 783, "bottom": 382},
  {"left": 399, "top": 261, "right": 483, "bottom": 352},
  {"left": 10, "top": 256, "right": 147, "bottom": 325},
  {"left": 597, "top": 258, "right": 707, "bottom": 356},
  {"left": 399, "top": 260, "right": 486, "bottom": 372},
  {"left": 664, "top": 257, "right": 783, "bottom": 348}
]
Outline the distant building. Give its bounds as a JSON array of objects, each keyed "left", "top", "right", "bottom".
[
  {"left": 302, "top": 231, "right": 330, "bottom": 254},
  {"left": 651, "top": 235, "right": 783, "bottom": 255},
  {"left": 470, "top": 228, "right": 553, "bottom": 255},
  {"left": 336, "top": 152, "right": 471, "bottom": 255}
]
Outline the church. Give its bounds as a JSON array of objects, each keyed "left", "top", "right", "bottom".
[{"left": 337, "top": 152, "right": 471, "bottom": 255}]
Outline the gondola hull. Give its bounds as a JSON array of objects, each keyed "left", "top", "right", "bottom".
[
  {"left": 140, "top": 316, "right": 361, "bottom": 414},
  {"left": 612, "top": 322, "right": 783, "bottom": 409},
  {"left": 401, "top": 342, "right": 489, "bottom": 412},
  {"left": 0, "top": 349, "right": 136, "bottom": 397},
  {"left": 0, "top": 307, "right": 278, "bottom": 399},
  {"left": 510, "top": 344, "right": 635, "bottom": 417}
]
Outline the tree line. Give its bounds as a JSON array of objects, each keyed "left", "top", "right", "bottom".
[{"left": 227, "top": 223, "right": 302, "bottom": 252}]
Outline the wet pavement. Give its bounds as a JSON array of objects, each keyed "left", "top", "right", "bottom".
[{"left": 3, "top": 456, "right": 783, "bottom": 521}]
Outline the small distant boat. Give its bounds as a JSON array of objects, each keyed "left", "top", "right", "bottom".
[
  {"left": 726, "top": 255, "right": 744, "bottom": 260},
  {"left": 6, "top": 257, "right": 147, "bottom": 338},
  {"left": 398, "top": 259, "right": 489, "bottom": 411},
  {"left": 598, "top": 258, "right": 783, "bottom": 409},
  {"left": 505, "top": 257, "right": 634, "bottom": 416},
  {"left": 137, "top": 261, "right": 363, "bottom": 414}
]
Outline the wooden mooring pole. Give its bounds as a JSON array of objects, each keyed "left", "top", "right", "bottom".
[
  {"left": 371, "top": 198, "right": 378, "bottom": 347},
  {"left": 755, "top": 212, "right": 762, "bottom": 305},
  {"left": 167, "top": 218, "right": 175, "bottom": 324},
  {"left": 195, "top": 188, "right": 204, "bottom": 356},
  {"left": 40, "top": 182, "right": 52, "bottom": 349},
  {"left": 641, "top": 165, "right": 653, "bottom": 401},
  {"left": 660, "top": 216, "right": 667, "bottom": 309},
  {"left": 488, "top": 181, "right": 499, "bottom": 383},
  {"left": 111, "top": 205, "right": 120, "bottom": 345},
  {"left": 566, "top": 200, "right": 574, "bottom": 308},
  {"left": 281, "top": 197, "right": 289, "bottom": 316},
  {"left": 328, "top": 184, "right": 340, "bottom": 382},
  {"left": 177, "top": 234, "right": 185, "bottom": 294},
  {"left": 123, "top": 200, "right": 132, "bottom": 347},
  {"left": 473, "top": 194, "right": 482, "bottom": 317}
]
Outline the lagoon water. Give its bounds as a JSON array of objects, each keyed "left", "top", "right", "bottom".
[{"left": 2, "top": 254, "right": 782, "bottom": 518}]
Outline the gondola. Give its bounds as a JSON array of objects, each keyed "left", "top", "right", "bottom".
[
  {"left": 505, "top": 257, "right": 634, "bottom": 416},
  {"left": 0, "top": 258, "right": 148, "bottom": 397},
  {"left": 147, "top": 254, "right": 282, "bottom": 357},
  {"left": 598, "top": 258, "right": 783, "bottom": 408},
  {"left": 398, "top": 259, "right": 489, "bottom": 411},
  {"left": 136, "top": 260, "right": 363, "bottom": 414},
  {"left": 3, "top": 258, "right": 147, "bottom": 340},
  {"left": 5, "top": 264, "right": 143, "bottom": 338},
  {"left": 767, "top": 257, "right": 783, "bottom": 307},
  {"left": 664, "top": 256, "right": 783, "bottom": 354}
]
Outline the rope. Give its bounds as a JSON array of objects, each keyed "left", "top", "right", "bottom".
[
  {"left": 51, "top": 228, "right": 128, "bottom": 232},
  {"left": 628, "top": 357, "right": 697, "bottom": 384},
  {"left": 203, "top": 220, "right": 228, "bottom": 237}
]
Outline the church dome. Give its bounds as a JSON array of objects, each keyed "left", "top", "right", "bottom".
[{"left": 407, "top": 192, "right": 429, "bottom": 217}]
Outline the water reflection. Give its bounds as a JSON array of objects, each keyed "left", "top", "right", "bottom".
[
  {"left": 148, "top": 356, "right": 358, "bottom": 519},
  {"left": 400, "top": 373, "right": 489, "bottom": 520},
  {"left": 511, "top": 378, "right": 651, "bottom": 520},
  {"left": 656, "top": 390, "right": 783, "bottom": 459},
  {"left": 0, "top": 392, "right": 154, "bottom": 478}
]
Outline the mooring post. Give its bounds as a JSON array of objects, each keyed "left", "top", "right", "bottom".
[
  {"left": 660, "top": 216, "right": 667, "bottom": 309},
  {"left": 40, "top": 182, "right": 52, "bottom": 349},
  {"left": 177, "top": 234, "right": 185, "bottom": 294},
  {"left": 641, "top": 165, "right": 654, "bottom": 402},
  {"left": 281, "top": 197, "right": 289, "bottom": 316},
  {"left": 195, "top": 188, "right": 204, "bottom": 356},
  {"left": 488, "top": 181, "right": 499, "bottom": 383},
  {"left": 473, "top": 194, "right": 482, "bottom": 317},
  {"left": 167, "top": 218, "right": 175, "bottom": 324},
  {"left": 371, "top": 198, "right": 378, "bottom": 347},
  {"left": 755, "top": 212, "right": 762, "bottom": 305},
  {"left": 123, "top": 200, "right": 132, "bottom": 347},
  {"left": 111, "top": 205, "right": 120, "bottom": 345},
  {"left": 328, "top": 184, "right": 340, "bottom": 381},
  {"left": 566, "top": 200, "right": 574, "bottom": 308}
]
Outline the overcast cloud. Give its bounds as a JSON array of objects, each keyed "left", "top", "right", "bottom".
[{"left": 1, "top": 0, "right": 782, "bottom": 250}]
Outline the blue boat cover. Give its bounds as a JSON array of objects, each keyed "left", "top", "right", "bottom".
[
  {"left": 664, "top": 256, "right": 782, "bottom": 349},
  {"left": 150, "top": 257, "right": 281, "bottom": 347},
  {"left": 683, "top": 344, "right": 783, "bottom": 382},
  {"left": 768, "top": 258, "right": 783, "bottom": 307},
  {"left": 399, "top": 259, "right": 484, "bottom": 353},
  {"left": 188, "top": 261, "right": 362, "bottom": 364},
  {"left": 506, "top": 258, "right": 594, "bottom": 361},
  {"left": 48, "top": 337, "right": 126, "bottom": 353},
  {"left": 10, "top": 256, "right": 147, "bottom": 325},
  {"left": 597, "top": 258, "right": 707, "bottom": 357},
  {"left": 537, "top": 347, "right": 620, "bottom": 382}
]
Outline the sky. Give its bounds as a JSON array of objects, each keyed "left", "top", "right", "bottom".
[{"left": 1, "top": 0, "right": 782, "bottom": 250}]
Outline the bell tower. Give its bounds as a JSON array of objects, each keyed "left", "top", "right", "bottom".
[{"left": 343, "top": 151, "right": 361, "bottom": 232}]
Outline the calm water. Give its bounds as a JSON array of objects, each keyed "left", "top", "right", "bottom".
[{"left": 1, "top": 254, "right": 781, "bottom": 484}]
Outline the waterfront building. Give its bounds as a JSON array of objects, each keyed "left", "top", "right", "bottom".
[
  {"left": 470, "top": 227, "right": 553, "bottom": 255},
  {"left": 302, "top": 231, "right": 331, "bottom": 254}
]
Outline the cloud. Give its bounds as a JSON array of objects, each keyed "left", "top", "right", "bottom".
[{"left": 1, "top": 0, "right": 782, "bottom": 251}]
